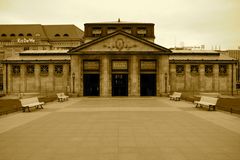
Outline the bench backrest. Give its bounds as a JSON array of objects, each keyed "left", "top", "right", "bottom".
[
  {"left": 20, "top": 97, "right": 39, "bottom": 106},
  {"left": 57, "top": 93, "right": 65, "bottom": 97},
  {"left": 173, "top": 92, "right": 182, "bottom": 97},
  {"left": 200, "top": 96, "right": 218, "bottom": 105}
]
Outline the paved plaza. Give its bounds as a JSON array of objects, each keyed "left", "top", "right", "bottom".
[{"left": 0, "top": 97, "right": 240, "bottom": 160}]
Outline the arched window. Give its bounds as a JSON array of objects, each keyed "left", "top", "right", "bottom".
[
  {"left": 27, "top": 33, "right": 32, "bottom": 37},
  {"left": 63, "top": 34, "right": 69, "bottom": 37},
  {"left": 1, "top": 34, "right": 7, "bottom": 37},
  {"left": 55, "top": 34, "right": 60, "bottom": 37},
  {"left": 10, "top": 33, "right": 16, "bottom": 37},
  {"left": 18, "top": 33, "right": 24, "bottom": 36}
]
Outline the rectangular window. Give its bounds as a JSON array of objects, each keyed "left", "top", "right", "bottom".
[
  {"left": 112, "top": 60, "right": 128, "bottom": 71},
  {"left": 205, "top": 65, "right": 213, "bottom": 76},
  {"left": 176, "top": 65, "right": 184, "bottom": 75},
  {"left": 137, "top": 27, "right": 147, "bottom": 37},
  {"left": 219, "top": 64, "right": 227, "bottom": 76},
  {"left": 26, "top": 65, "right": 34, "bottom": 75},
  {"left": 107, "top": 27, "right": 117, "bottom": 34},
  {"left": 190, "top": 65, "right": 199, "bottom": 75},
  {"left": 140, "top": 60, "right": 156, "bottom": 71},
  {"left": 40, "top": 65, "right": 49, "bottom": 75},
  {"left": 12, "top": 65, "right": 20, "bottom": 76},
  {"left": 92, "top": 27, "right": 102, "bottom": 37},
  {"left": 122, "top": 27, "right": 132, "bottom": 34},
  {"left": 54, "top": 65, "right": 63, "bottom": 76},
  {"left": 83, "top": 60, "right": 100, "bottom": 71}
]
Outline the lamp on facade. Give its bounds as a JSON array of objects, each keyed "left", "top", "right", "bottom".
[{"left": 72, "top": 72, "right": 75, "bottom": 93}]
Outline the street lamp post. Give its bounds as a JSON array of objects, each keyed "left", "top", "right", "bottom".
[{"left": 72, "top": 72, "right": 75, "bottom": 93}]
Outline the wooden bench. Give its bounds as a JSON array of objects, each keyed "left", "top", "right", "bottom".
[
  {"left": 20, "top": 97, "right": 44, "bottom": 112},
  {"left": 57, "top": 93, "right": 69, "bottom": 102},
  {"left": 194, "top": 96, "right": 218, "bottom": 111},
  {"left": 169, "top": 92, "right": 182, "bottom": 101}
]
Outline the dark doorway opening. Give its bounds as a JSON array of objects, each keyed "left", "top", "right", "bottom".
[
  {"left": 112, "top": 74, "right": 128, "bottom": 96},
  {"left": 83, "top": 74, "right": 100, "bottom": 96},
  {"left": 140, "top": 74, "right": 156, "bottom": 96}
]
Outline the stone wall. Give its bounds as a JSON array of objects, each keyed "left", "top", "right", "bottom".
[
  {"left": 4, "top": 63, "right": 70, "bottom": 95},
  {"left": 169, "top": 63, "right": 237, "bottom": 95}
]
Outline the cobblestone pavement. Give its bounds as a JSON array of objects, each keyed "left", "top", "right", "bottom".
[{"left": 0, "top": 97, "right": 240, "bottom": 160}]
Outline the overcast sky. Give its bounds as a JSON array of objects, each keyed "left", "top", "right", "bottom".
[{"left": 0, "top": 0, "right": 239, "bottom": 49}]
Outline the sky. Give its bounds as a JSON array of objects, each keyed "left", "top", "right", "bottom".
[{"left": 0, "top": 0, "right": 240, "bottom": 50}]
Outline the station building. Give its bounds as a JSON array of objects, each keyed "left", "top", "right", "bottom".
[{"left": 0, "top": 21, "right": 238, "bottom": 96}]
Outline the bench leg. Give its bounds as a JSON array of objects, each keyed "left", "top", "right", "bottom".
[
  {"left": 22, "top": 107, "right": 25, "bottom": 112},
  {"left": 195, "top": 104, "right": 198, "bottom": 108},
  {"left": 40, "top": 105, "right": 43, "bottom": 109},
  {"left": 27, "top": 107, "right": 30, "bottom": 112}
]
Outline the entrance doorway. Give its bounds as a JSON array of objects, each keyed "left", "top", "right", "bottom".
[
  {"left": 83, "top": 74, "right": 100, "bottom": 96},
  {"left": 140, "top": 74, "right": 156, "bottom": 96},
  {"left": 112, "top": 74, "right": 128, "bottom": 96}
]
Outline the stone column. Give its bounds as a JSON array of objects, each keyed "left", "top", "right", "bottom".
[
  {"left": 71, "top": 55, "right": 82, "bottom": 96},
  {"left": 101, "top": 55, "right": 110, "bottom": 96},
  {"left": 157, "top": 55, "right": 169, "bottom": 96},
  {"left": 35, "top": 64, "right": 40, "bottom": 93},
  {"left": 169, "top": 64, "right": 175, "bottom": 92},
  {"left": 228, "top": 64, "right": 234, "bottom": 95},
  {"left": 49, "top": 64, "right": 54, "bottom": 93},
  {"left": 8, "top": 65, "right": 13, "bottom": 93},
  {"left": 63, "top": 64, "right": 70, "bottom": 94},
  {"left": 130, "top": 55, "right": 139, "bottom": 96},
  {"left": 3, "top": 64, "right": 7, "bottom": 94},
  {"left": 213, "top": 64, "right": 219, "bottom": 92},
  {"left": 20, "top": 64, "right": 26, "bottom": 93},
  {"left": 199, "top": 64, "right": 205, "bottom": 92},
  {"left": 184, "top": 64, "right": 191, "bottom": 92},
  {"left": 233, "top": 64, "right": 237, "bottom": 94}
]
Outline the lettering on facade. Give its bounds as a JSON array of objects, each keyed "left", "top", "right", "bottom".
[
  {"left": 112, "top": 61, "right": 128, "bottom": 70},
  {"left": 140, "top": 61, "right": 156, "bottom": 70},
  {"left": 17, "top": 38, "right": 36, "bottom": 43},
  {"left": 83, "top": 61, "right": 100, "bottom": 71}
]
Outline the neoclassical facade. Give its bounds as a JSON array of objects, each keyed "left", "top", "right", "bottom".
[{"left": 0, "top": 21, "right": 238, "bottom": 96}]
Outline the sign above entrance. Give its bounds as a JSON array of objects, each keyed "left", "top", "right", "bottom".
[
  {"left": 112, "top": 60, "right": 128, "bottom": 70},
  {"left": 140, "top": 60, "right": 156, "bottom": 71},
  {"left": 83, "top": 61, "right": 100, "bottom": 71}
]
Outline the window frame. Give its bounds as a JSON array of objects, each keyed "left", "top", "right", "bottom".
[
  {"left": 12, "top": 65, "right": 21, "bottom": 76},
  {"left": 176, "top": 65, "right": 185, "bottom": 75},
  {"left": 40, "top": 64, "right": 49, "bottom": 76},
  {"left": 54, "top": 65, "right": 63, "bottom": 76}
]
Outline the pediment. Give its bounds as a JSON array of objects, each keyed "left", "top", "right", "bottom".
[{"left": 69, "top": 31, "right": 171, "bottom": 54}]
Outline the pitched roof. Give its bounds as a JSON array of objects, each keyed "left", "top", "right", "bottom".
[
  {"left": 69, "top": 30, "right": 171, "bottom": 53},
  {"left": 0, "top": 24, "right": 84, "bottom": 41},
  {"left": 43, "top": 25, "right": 84, "bottom": 41},
  {"left": 0, "top": 24, "right": 48, "bottom": 39}
]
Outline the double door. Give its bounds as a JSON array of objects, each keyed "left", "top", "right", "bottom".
[
  {"left": 83, "top": 74, "right": 100, "bottom": 96},
  {"left": 112, "top": 74, "right": 128, "bottom": 96}
]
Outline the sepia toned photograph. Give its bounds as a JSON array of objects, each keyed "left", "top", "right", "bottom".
[{"left": 0, "top": 0, "right": 240, "bottom": 159}]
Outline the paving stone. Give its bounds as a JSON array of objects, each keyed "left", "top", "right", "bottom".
[{"left": 0, "top": 97, "right": 239, "bottom": 160}]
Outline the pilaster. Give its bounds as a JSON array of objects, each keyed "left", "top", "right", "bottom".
[{"left": 130, "top": 55, "right": 139, "bottom": 96}]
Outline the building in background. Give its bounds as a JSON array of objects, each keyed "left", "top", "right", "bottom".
[{"left": 0, "top": 21, "right": 238, "bottom": 96}]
